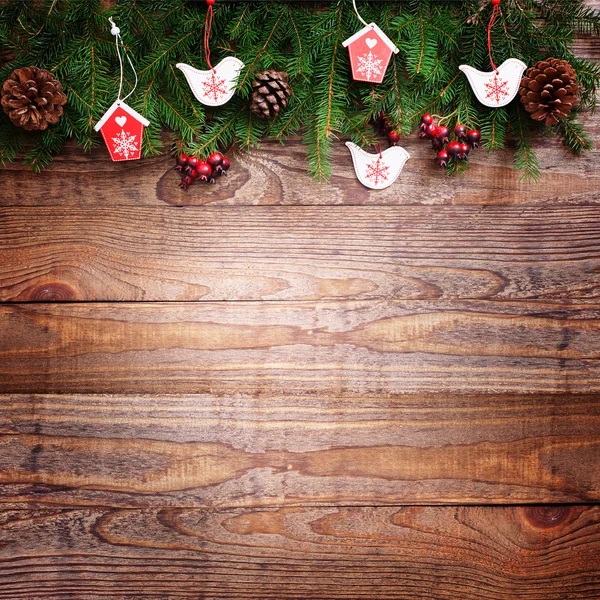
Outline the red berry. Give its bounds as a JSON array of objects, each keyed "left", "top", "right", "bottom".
[
  {"left": 387, "top": 131, "right": 400, "bottom": 146},
  {"left": 175, "top": 154, "right": 188, "bottom": 172},
  {"left": 206, "top": 0, "right": 216, "bottom": 4},
  {"left": 431, "top": 136, "right": 443, "bottom": 151},
  {"left": 447, "top": 141, "right": 461, "bottom": 157},
  {"left": 418, "top": 130, "right": 429, "bottom": 139},
  {"left": 467, "top": 130, "right": 481, "bottom": 149},
  {"left": 179, "top": 175, "right": 194, "bottom": 191},
  {"left": 419, "top": 114, "right": 434, "bottom": 133},
  {"left": 221, "top": 157, "right": 231, "bottom": 171},
  {"left": 437, "top": 125, "right": 450, "bottom": 144},
  {"left": 454, "top": 124, "right": 467, "bottom": 141},
  {"left": 436, "top": 149, "right": 449, "bottom": 168},
  {"left": 207, "top": 152, "right": 223, "bottom": 168},
  {"left": 491, "top": 0, "right": 501, "bottom": 5},
  {"left": 426, "top": 123, "right": 438, "bottom": 138},
  {"left": 185, "top": 156, "right": 199, "bottom": 175},
  {"left": 195, "top": 161, "right": 212, "bottom": 181},
  {"left": 459, "top": 143, "right": 470, "bottom": 160}
]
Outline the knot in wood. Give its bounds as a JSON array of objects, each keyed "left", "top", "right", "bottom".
[
  {"left": 523, "top": 506, "right": 571, "bottom": 529},
  {"left": 26, "top": 282, "right": 79, "bottom": 301}
]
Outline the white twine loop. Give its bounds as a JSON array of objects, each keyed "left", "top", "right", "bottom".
[
  {"left": 108, "top": 17, "right": 138, "bottom": 104},
  {"left": 352, "top": 0, "right": 369, "bottom": 28}
]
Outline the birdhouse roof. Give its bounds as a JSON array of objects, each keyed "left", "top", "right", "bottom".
[
  {"left": 342, "top": 23, "right": 399, "bottom": 54},
  {"left": 94, "top": 99, "right": 150, "bottom": 132}
]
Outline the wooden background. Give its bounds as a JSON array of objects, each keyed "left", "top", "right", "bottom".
[{"left": 1, "top": 27, "right": 600, "bottom": 600}]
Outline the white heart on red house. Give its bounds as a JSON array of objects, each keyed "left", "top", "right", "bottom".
[
  {"left": 94, "top": 100, "right": 150, "bottom": 162},
  {"left": 365, "top": 38, "right": 377, "bottom": 49}
]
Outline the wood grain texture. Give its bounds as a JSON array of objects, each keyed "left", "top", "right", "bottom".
[
  {"left": 1, "top": 505, "right": 599, "bottom": 599},
  {"left": 2, "top": 204, "right": 600, "bottom": 302},
  {"left": 1, "top": 301, "right": 600, "bottom": 395},
  {"left": 1, "top": 120, "right": 600, "bottom": 207},
  {"left": 0, "top": 393, "right": 599, "bottom": 507}
]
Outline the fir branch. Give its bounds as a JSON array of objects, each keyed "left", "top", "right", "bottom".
[
  {"left": 0, "top": 0, "right": 599, "bottom": 177},
  {"left": 509, "top": 105, "right": 541, "bottom": 182},
  {"left": 23, "top": 127, "right": 67, "bottom": 172},
  {"left": 558, "top": 115, "right": 593, "bottom": 155}
]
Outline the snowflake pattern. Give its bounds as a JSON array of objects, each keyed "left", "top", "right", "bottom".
[
  {"left": 365, "top": 157, "right": 390, "bottom": 186},
  {"left": 201, "top": 71, "right": 229, "bottom": 102},
  {"left": 356, "top": 51, "right": 383, "bottom": 81},
  {"left": 484, "top": 73, "right": 510, "bottom": 104},
  {"left": 111, "top": 129, "right": 138, "bottom": 159}
]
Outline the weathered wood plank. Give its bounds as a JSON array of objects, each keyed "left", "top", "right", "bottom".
[
  {"left": 2, "top": 205, "right": 600, "bottom": 302},
  {"left": 0, "top": 505, "right": 599, "bottom": 599},
  {"left": 1, "top": 121, "right": 599, "bottom": 207},
  {"left": 1, "top": 301, "right": 600, "bottom": 395},
  {"left": 0, "top": 393, "right": 599, "bottom": 507}
]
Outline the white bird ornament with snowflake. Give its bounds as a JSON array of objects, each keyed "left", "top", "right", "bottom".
[
  {"left": 460, "top": 0, "right": 527, "bottom": 108},
  {"left": 346, "top": 142, "right": 410, "bottom": 190},
  {"left": 177, "top": 57, "right": 245, "bottom": 107},
  {"left": 176, "top": 0, "right": 244, "bottom": 107},
  {"left": 460, "top": 59, "right": 527, "bottom": 108}
]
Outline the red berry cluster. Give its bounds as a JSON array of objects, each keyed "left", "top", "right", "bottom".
[
  {"left": 175, "top": 152, "right": 231, "bottom": 190},
  {"left": 418, "top": 114, "right": 481, "bottom": 169}
]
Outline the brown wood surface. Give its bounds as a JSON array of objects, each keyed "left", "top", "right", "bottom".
[
  {"left": 2, "top": 10, "right": 600, "bottom": 597},
  {"left": 1, "top": 505, "right": 599, "bottom": 599},
  {"left": 1, "top": 301, "right": 600, "bottom": 395},
  {"left": 0, "top": 393, "right": 599, "bottom": 508},
  {"left": 1, "top": 204, "right": 600, "bottom": 302}
]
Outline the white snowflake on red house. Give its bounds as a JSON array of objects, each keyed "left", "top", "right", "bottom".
[
  {"left": 202, "top": 71, "right": 229, "bottom": 103},
  {"left": 356, "top": 51, "right": 384, "bottom": 81},
  {"left": 111, "top": 130, "right": 139, "bottom": 159},
  {"left": 365, "top": 157, "right": 390, "bottom": 185},
  {"left": 484, "top": 73, "right": 510, "bottom": 104}
]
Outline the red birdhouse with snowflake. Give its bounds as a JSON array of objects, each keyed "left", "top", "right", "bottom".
[
  {"left": 343, "top": 23, "right": 399, "bottom": 84},
  {"left": 94, "top": 100, "right": 150, "bottom": 162}
]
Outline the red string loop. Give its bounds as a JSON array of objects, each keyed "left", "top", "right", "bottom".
[
  {"left": 487, "top": 0, "right": 501, "bottom": 72},
  {"left": 204, "top": 0, "right": 215, "bottom": 71}
]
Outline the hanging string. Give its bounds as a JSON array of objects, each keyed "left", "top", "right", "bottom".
[
  {"left": 376, "top": 142, "right": 382, "bottom": 158},
  {"left": 109, "top": 17, "right": 138, "bottom": 104},
  {"left": 487, "top": 0, "right": 501, "bottom": 72},
  {"left": 204, "top": 0, "right": 215, "bottom": 71},
  {"left": 352, "top": 0, "right": 369, "bottom": 28}
]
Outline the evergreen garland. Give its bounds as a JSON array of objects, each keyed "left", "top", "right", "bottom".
[{"left": 1, "top": 0, "right": 599, "bottom": 180}]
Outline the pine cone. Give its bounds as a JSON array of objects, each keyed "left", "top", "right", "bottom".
[
  {"left": 519, "top": 58, "right": 579, "bottom": 126},
  {"left": 250, "top": 70, "right": 291, "bottom": 120},
  {"left": 1, "top": 66, "right": 67, "bottom": 131}
]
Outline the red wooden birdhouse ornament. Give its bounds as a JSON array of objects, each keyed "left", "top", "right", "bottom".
[
  {"left": 343, "top": 23, "right": 399, "bottom": 84},
  {"left": 93, "top": 18, "right": 150, "bottom": 162},
  {"left": 94, "top": 100, "right": 149, "bottom": 162}
]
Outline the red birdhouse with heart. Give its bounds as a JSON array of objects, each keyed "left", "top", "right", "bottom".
[
  {"left": 343, "top": 23, "right": 399, "bottom": 84},
  {"left": 94, "top": 100, "right": 150, "bottom": 162}
]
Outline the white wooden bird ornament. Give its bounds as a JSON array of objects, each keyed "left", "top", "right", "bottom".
[{"left": 346, "top": 142, "right": 410, "bottom": 190}]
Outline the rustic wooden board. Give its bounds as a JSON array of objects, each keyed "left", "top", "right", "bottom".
[
  {"left": 2, "top": 204, "right": 600, "bottom": 302},
  {"left": 1, "top": 119, "right": 599, "bottom": 207},
  {"left": 1, "top": 393, "right": 599, "bottom": 507},
  {"left": 0, "top": 505, "right": 599, "bottom": 599},
  {"left": 1, "top": 301, "right": 600, "bottom": 395}
]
